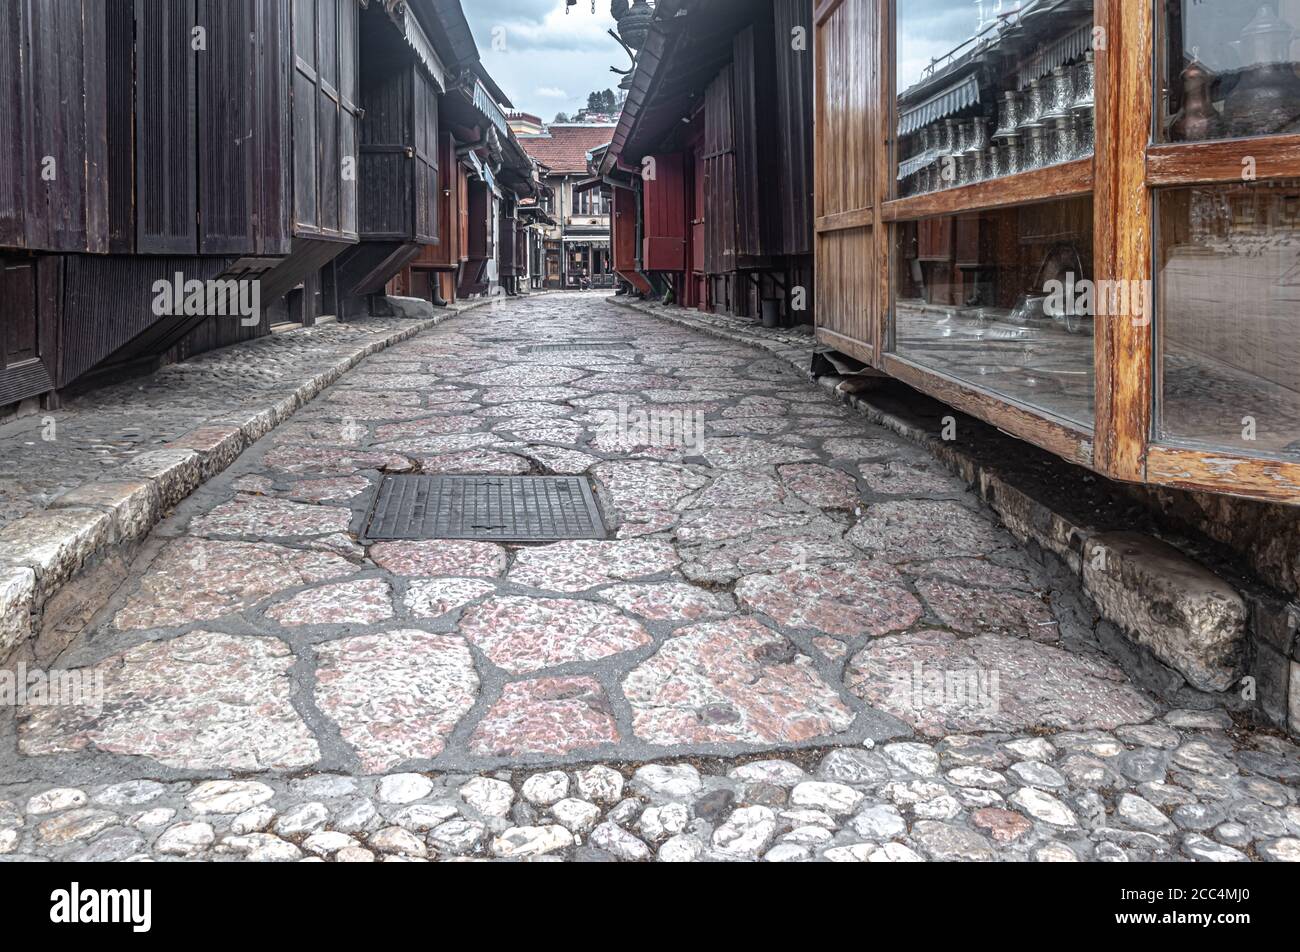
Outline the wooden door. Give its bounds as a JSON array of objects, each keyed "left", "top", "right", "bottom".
[
  {"left": 690, "top": 142, "right": 707, "bottom": 308},
  {"left": 643, "top": 153, "right": 687, "bottom": 272},
  {"left": 0, "top": 258, "right": 57, "bottom": 406},
  {"left": 813, "top": 0, "right": 880, "bottom": 364}
]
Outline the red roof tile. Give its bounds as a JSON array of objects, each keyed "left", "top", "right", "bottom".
[{"left": 518, "top": 124, "right": 617, "bottom": 174}]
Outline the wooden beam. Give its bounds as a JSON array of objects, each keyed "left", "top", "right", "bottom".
[
  {"left": 881, "top": 159, "right": 1093, "bottom": 221},
  {"left": 1147, "top": 135, "right": 1300, "bottom": 186},
  {"left": 882, "top": 354, "right": 1096, "bottom": 467},
  {"left": 1094, "top": 0, "right": 1153, "bottom": 483},
  {"left": 1147, "top": 446, "right": 1300, "bottom": 504},
  {"left": 815, "top": 207, "right": 873, "bottom": 233}
]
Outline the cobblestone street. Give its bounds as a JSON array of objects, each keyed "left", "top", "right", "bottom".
[{"left": 2, "top": 292, "right": 1298, "bottom": 863}]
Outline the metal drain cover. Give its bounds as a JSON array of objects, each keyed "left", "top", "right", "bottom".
[
  {"left": 362, "top": 476, "right": 607, "bottom": 542},
  {"left": 527, "top": 341, "right": 633, "bottom": 353}
]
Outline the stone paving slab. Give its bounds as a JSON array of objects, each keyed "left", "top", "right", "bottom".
[
  {"left": 0, "top": 292, "right": 1295, "bottom": 863},
  {"left": 0, "top": 299, "right": 489, "bottom": 665},
  {"left": 611, "top": 297, "right": 1283, "bottom": 727},
  {"left": 0, "top": 305, "right": 482, "bottom": 529}
]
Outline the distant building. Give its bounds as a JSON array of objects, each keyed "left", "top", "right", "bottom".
[
  {"left": 506, "top": 112, "right": 546, "bottom": 136},
  {"left": 517, "top": 123, "right": 618, "bottom": 290}
]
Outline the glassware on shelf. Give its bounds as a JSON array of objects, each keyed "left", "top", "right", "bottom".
[
  {"left": 1071, "top": 51, "right": 1095, "bottom": 115},
  {"left": 1025, "top": 124, "right": 1048, "bottom": 169},
  {"left": 940, "top": 118, "right": 958, "bottom": 154},
  {"left": 987, "top": 143, "right": 1003, "bottom": 179},
  {"left": 965, "top": 117, "right": 990, "bottom": 183},
  {"left": 1076, "top": 110, "right": 1095, "bottom": 158},
  {"left": 956, "top": 119, "right": 974, "bottom": 154},
  {"left": 1019, "top": 78, "right": 1046, "bottom": 131},
  {"left": 1042, "top": 66, "right": 1074, "bottom": 119},
  {"left": 995, "top": 90, "right": 1022, "bottom": 140},
  {"left": 958, "top": 151, "right": 976, "bottom": 186},
  {"left": 1048, "top": 114, "right": 1077, "bottom": 165},
  {"left": 1004, "top": 135, "right": 1022, "bottom": 175},
  {"left": 1222, "top": 6, "right": 1300, "bottom": 137}
]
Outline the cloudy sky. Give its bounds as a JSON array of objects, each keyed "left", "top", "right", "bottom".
[
  {"left": 896, "top": 0, "right": 986, "bottom": 93},
  {"left": 464, "top": 0, "right": 626, "bottom": 121},
  {"left": 461, "top": 0, "right": 984, "bottom": 115}
]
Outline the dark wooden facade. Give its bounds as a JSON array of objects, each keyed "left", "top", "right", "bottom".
[{"left": 0, "top": 0, "right": 537, "bottom": 409}]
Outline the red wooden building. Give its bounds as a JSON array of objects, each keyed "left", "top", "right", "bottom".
[{"left": 600, "top": 0, "right": 815, "bottom": 322}]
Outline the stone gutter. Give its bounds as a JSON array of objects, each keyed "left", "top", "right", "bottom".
[
  {"left": 611, "top": 297, "right": 1295, "bottom": 738},
  {"left": 0, "top": 296, "right": 491, "bottom": 668}
]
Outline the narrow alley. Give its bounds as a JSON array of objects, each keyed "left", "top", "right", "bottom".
[{"left": 2, "top": 293, "right": 1295, "bottom": 864}]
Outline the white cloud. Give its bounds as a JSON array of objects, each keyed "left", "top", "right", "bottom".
[{"left": 466, "top": 0, "right": 625, "bottom": 118}]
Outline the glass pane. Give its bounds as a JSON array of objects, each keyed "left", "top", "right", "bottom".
[
  {"left": 1160, "top": 1, "right": 1300, "bottom": 143},
  {"left": 895, "top": 0, "right": 1096, "bottom": 199},
  {"left": 1158, "top": 182, "right": 1300, "bottom": 457},
  {"left": 893, "top": 196, "right": 1096, "bottom": 427}
]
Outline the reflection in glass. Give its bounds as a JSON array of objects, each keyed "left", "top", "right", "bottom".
[
  {"left": 1158, "top": 182, "right": 1300, "bottom": 457},
  {"left": 893, "top": 197, "right": 1096, "bottom": 427},
  {"left": 1161, "top": 1, "right": 1300, "bottom": 142},
  {"left": 895, "top": 0, "right": 1096, "bottom": 198}
]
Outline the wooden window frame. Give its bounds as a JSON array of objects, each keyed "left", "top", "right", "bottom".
[
  {"left": 870, "top": 0, "right": 1105, "bottom": 470},
  {"left": 1125, "top": 0, "right": 1300, "bottom": 500},
  {"left": 824, "top": 0, "right": 1300, "bottom": 504},
  {"left": 813, "top": 0, "right": 884, "bottom": 368}
]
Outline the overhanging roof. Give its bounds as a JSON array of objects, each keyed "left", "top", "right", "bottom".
[
  {"left": 602, "top": 0, "right": 758, "bottom": 174},
  {"left": 414, "top": 0, "right": 514, "bottom": 108}
]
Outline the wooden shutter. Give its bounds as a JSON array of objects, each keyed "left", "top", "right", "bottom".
[
  {"left": 413, "top": 70, "right": 439, "bottom": 244},
  {"left": 704, "top": 67, "right": 737, "bottom": 275},
  {"left": 136, "top": 0, "right": 198, "bottom": 254},
  {"left": 292, "top": 0, "right": 357, "bottom": 239}
]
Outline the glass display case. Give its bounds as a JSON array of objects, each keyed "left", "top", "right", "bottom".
[
  {"left": 895, "top": 0, "right": 1096, "bottom": 199},
  {"left": 893, "top": 197, "right": 1096, "bottom": 426},
  {"left": 1157, "top": 181, "right": 1300, "bottom": 458},
  {"left": 812, "top": 0, "right": 1300, "bottom": 501},
  {"left": 1160, "top": 1, "right": 1300, "bottom": 142}
]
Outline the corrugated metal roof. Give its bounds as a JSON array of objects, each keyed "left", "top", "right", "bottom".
[{"left": 898, "top": 74, "right": 981, "bottom": 137}]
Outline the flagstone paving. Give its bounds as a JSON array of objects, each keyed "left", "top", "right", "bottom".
[{"left": 1, "top": 292, "right": 1296, "bottom": 862}]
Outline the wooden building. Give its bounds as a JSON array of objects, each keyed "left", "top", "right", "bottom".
[
  {"left": 600, "top": 0, "right": 816, "bottom": 321},
  {"left": 808, "top": 0, "right": 1300, "bottom": 505},
  {"left": 391, "top": 76, "right": 546, "bottom": 304},
  {"left": 518, "top": 123, "right": 620, "bottom": 289},
  {"left": 0, "top": 0, "right": 535, "bottom": 412}
]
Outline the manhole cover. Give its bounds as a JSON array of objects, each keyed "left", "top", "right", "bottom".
[
  {"left": 361, "top": 476, "right": 607, "bottom": 542},
  {"left": 527, "top": 341, "right": 633, "bottom": 353}
]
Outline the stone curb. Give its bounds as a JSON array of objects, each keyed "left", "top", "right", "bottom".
[
  {"left": 0, "top": 297, "right": 491, "bottom": 666},
  {"left": 612, "top": 297, "right": 1276, "bottom": 723}
]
